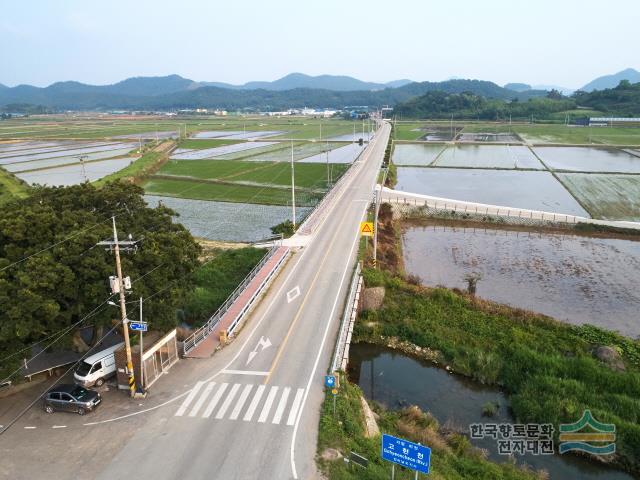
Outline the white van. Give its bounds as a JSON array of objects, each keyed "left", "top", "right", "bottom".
[{"left": 74, "top": 342, "right": 124, "bottom": 387}]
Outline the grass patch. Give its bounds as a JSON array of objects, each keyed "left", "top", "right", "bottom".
[
  {"left": 354, "top": 270, "right": 640, "bottom": 475},
  {"left": 317, "top": 373, "right": 541, "bottom": 479},
  {"left": 0, "top": 166, "right": 29, "bottom": 205},
  {"left": 181, "top": 247, "right": 265, "bottom": 325},
  {"left": 557, "top": 173, "right": 640, "bottom": 221},
  {"left": 514, "top": 125, "right": 640, "bottom": 145},
  {"left": 144, "top": 177, "right": 322, "bottom": 206},
  {"left": 157, "top": 159, "right": 349, "bottom": 190},
  {"left": 94, "top": 141, "right": 174, "bottom": 186}
]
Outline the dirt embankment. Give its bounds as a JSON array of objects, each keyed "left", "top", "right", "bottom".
[{"left": 374, "top": 203, "right": 403, "bottom": 273}]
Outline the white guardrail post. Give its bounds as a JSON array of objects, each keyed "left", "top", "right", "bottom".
[{"left": 330, "top": 262, "right": 363, "bottom": 373}]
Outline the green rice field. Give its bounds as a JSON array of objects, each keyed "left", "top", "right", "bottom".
[{"left": 557, "top": 173, "right": 640, "bottom": 221}]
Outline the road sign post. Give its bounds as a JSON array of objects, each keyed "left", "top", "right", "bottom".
[
  {"left": 129, "top": 321, "right": 148, "bottom": 332},
  {"left": 324, "top": 375, "right": 336, "bottom": 388},
  {"left": 381, "top": 433, "right": 431, "bottom": 477}
]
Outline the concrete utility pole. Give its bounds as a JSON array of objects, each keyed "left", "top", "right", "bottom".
[
  {"left": 77, "top": 155, "right": 88, "bottom": 183},
  {"left": 139, "top": 296, "right": 144, "bottom": 390},
  {"left": 326, "top": 140, "right": 330, "bottom": 188},
  {"left": 99, "top": 218, "right": 138, "bottom": 397},
  {"left": 373, "top": 167, "right": 388, "bottom": 269},
  {"left": 290, "top": 140, "right": 296, "bottom": 228},
  {"left": 112, "top": 218, "right": 135, "bottom": 397}
]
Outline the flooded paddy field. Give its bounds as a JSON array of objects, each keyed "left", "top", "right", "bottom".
[
  {"left": 392, "top": 143, "right": 445, "bottom": 166},
  {"left": 4, "top": 147, "right": 134, "bottom": 172},
  {"left": 395, "top": 167, "right": 589, "bottom": 216},
  {"left": 435, "top": 145, "right": 543, "bottom": 169},
  {"left": 417, "top": 126, "right": 458, "bottom": 141},
  {"left": 534, "top": 147, "right": 640, "bottom": 173},
  {"left": 349, "top": 343, "right": 634, "bottom": 480},
  {"left": 298, "top": 142, "right": 364, "bottom": 163},
  {"left": 402, "top": 223, "right": 640, "bottom": 337},
  {"left": 145, "top": 195, "right": 311, "bottom": 242},
  {"left": 0, "top": 141, "right": 135, "bottom": 164},
  {"left": 16, "top": 157, "right": 134, "bottom": 186},
  {"left": 170, "top": 141, "right": 277, "bottom": 160},
  {"left": 558, "top": 173, "right": 640, "bottom": 221},
  {"left": 457, "top": 132, "right": 521, "bottom": 143},
  {"left": 192, "top": 130, "right": 284, "bottom": 140},
  {"left": 114, "top": 131, "right": 178, "bottom": 140}
]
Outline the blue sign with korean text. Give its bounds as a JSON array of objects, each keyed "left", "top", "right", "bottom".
[
  {"left": 324, "top": 375, "right": 335, "bottom": 388},
  {"left": 129, "top": 321, "right": 148, "bottom": 332},
  {"left": 381, "top": 433, "right": 430, "bottom": 474}
]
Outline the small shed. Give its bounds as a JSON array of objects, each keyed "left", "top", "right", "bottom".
[{"left": 115, "top": 329, "right": 179, "bottom": 390}]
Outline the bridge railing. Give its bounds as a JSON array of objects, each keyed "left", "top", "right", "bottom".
[
  {"left": 330, "top": 262, "right": 362, "bottom": 373},
  {"left": 385, "top": 195, "right": 582, "bottom": 225},
  {"left": 182, "top": 246, "right": 279, "bottom": 356}
]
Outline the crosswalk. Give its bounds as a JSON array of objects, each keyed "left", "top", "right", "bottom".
[{"left": 174, "top": 381, "right": 305, "bottom": 427}]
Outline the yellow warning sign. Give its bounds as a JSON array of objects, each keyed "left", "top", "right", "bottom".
[{"left": 360, "top": 222, "right": 374, "bottom": 237}]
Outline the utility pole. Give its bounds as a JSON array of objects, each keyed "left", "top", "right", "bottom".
[
  {"left": 290, "top": 140, "right": 296, "bottom": 228},
  {"left": 77, "top": 155, "right": 88, "bottom": 183},
  {"left": 99, "top": 218, "right": 138, "bottom": 397},
  {"left": 373, "top": 167, "right": 388, "bottom": 269},
  {"left": 319, "top": 121, "right": 322, "bottom": 141},
  {"left": 326, "top": 141, "right": 330, "bottom": 188},
  {"left": 139, "top": 296, "right": 144, "bottom": 391}
]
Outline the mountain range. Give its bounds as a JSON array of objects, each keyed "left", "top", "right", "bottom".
[
  {"left": 196, "top": 73, "right": 413, "bottom": 91},
  {"left": 580, "top": 68, "right": 640, "bottom": 92},
  {"left": 0, "top": 75, "right": 545, "bottom": 111},
  {"left": 1, "top": 69, "right": 637, "bottom": 111}
]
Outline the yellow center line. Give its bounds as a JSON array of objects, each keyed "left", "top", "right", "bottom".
[{"left": 263, "top": 168, "right": 366, "bottom": 385}]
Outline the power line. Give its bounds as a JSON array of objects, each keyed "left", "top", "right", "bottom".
[
  {"left": 0, "top": 323, "right": 121, "bottom": 436},
  {"left": 0, "top": 299, "right": 113, "bottom": 385}
]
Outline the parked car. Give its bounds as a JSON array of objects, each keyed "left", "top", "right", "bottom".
[
  {"left": 73, "top": 342, "right": 123, "bottom": 387},
  {"left": 43, "top": 384, "right": 101, "bottom": 415}
]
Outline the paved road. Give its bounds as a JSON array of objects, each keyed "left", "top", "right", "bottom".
[{"left": 93, "top": 121, "right": 390, "bottom": 480}]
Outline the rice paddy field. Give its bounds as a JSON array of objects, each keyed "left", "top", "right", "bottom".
[
  {"left": 392, "top": 140, "right": 640, "bottom": 221},
  {"left": 0, "top": 115, "right": 367, "bottom": 141},
  {"left": 145, "top": 195, "right": 311, "bottom": 242},
  {"left": 0, "top": 139, "right": 138, "bottom": 186},
  {"left": 0, "top": 116, "right": 370, "bottom": 241},
  {"left": 393, "top": 121, "right": 640, "bottom": 145}
]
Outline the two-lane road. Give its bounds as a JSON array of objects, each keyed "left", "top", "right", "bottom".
[{"left": 97, "top": 121, "right": 390, "bottom": 480}]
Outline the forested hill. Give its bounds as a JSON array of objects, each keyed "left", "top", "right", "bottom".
[
  {"left": 0, "top": 76, "right": 544, "bottom": 111},
  {"left": 574, "top": 80, "right": 640, "bottom": 115},
  {"left": 394, "top": 81, "right": 640, "bottom": 119}
]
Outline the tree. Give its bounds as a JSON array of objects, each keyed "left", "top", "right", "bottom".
[{"left": 0, "top": 182, "right": 201, "bottom": 374}]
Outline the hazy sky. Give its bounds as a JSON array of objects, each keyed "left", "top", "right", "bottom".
[{"left": 1, "top": 0, "right": 638, "bottom": 89}]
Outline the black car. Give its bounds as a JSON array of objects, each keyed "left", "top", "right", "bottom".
[{"left": 43, "top": 384, "right": 101, "bottom": 415}]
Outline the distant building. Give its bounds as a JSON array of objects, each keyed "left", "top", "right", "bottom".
[{"left": 589, "top": 117, "right": 640, "bottom": 126}]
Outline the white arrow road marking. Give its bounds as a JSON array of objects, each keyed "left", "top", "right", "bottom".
[
  {"left": 286, "top": 286, "right": 301, "bottom": 303},
  {"left": 246, "top": 336, "right": 272, "bottom": 366}
]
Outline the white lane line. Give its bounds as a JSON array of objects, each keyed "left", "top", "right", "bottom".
[
  {"left": 290, "top": 127, "right": 384, "bottom": 478},
  {"left": 52, "top": 425, "right": 67, "bottom": 429},
  {"left": 229, "top": 384, "right": 253, "bottom": 420},
  {"left": 24, "top": 426, "right": 36, "bottom": 429},
  {"left": 221, "top": 369, "right": 269, "bottom": 376},
  {"left": 287, "top": 389, "right": 305, "bottom": 426},
  {"left": 272, "top": 387, "right": 290, "bottom": 425},
  {"left": 215, "top": 383, "right": 241, "bottom": 419},
  {"left": 202, "top": 383, "right": 228, "bottom": 419},
  {"left": 286, "top": 286, "right": 301, "bottom": 303},
  {"left": 258, "top": 386, "right": 279, "bottom": 423},
  {"left": 188, "top": 382, "right": 215, "bottom": 417},
  {"left": 175, "top": 380, "right": 205, "bottom": 417},
  {"left": 243, "top": 385, "right": 266, "bottom": 422}
]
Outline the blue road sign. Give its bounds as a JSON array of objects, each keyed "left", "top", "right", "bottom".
[
  {"left": 324, "top": 375, "right": 336, "bottom": 388},
  {"left": 381, "top": 434, "right": 431, "bottom": 474},
  {"left": 129, "top": 321, "right": 148, "bottom": 332}
]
